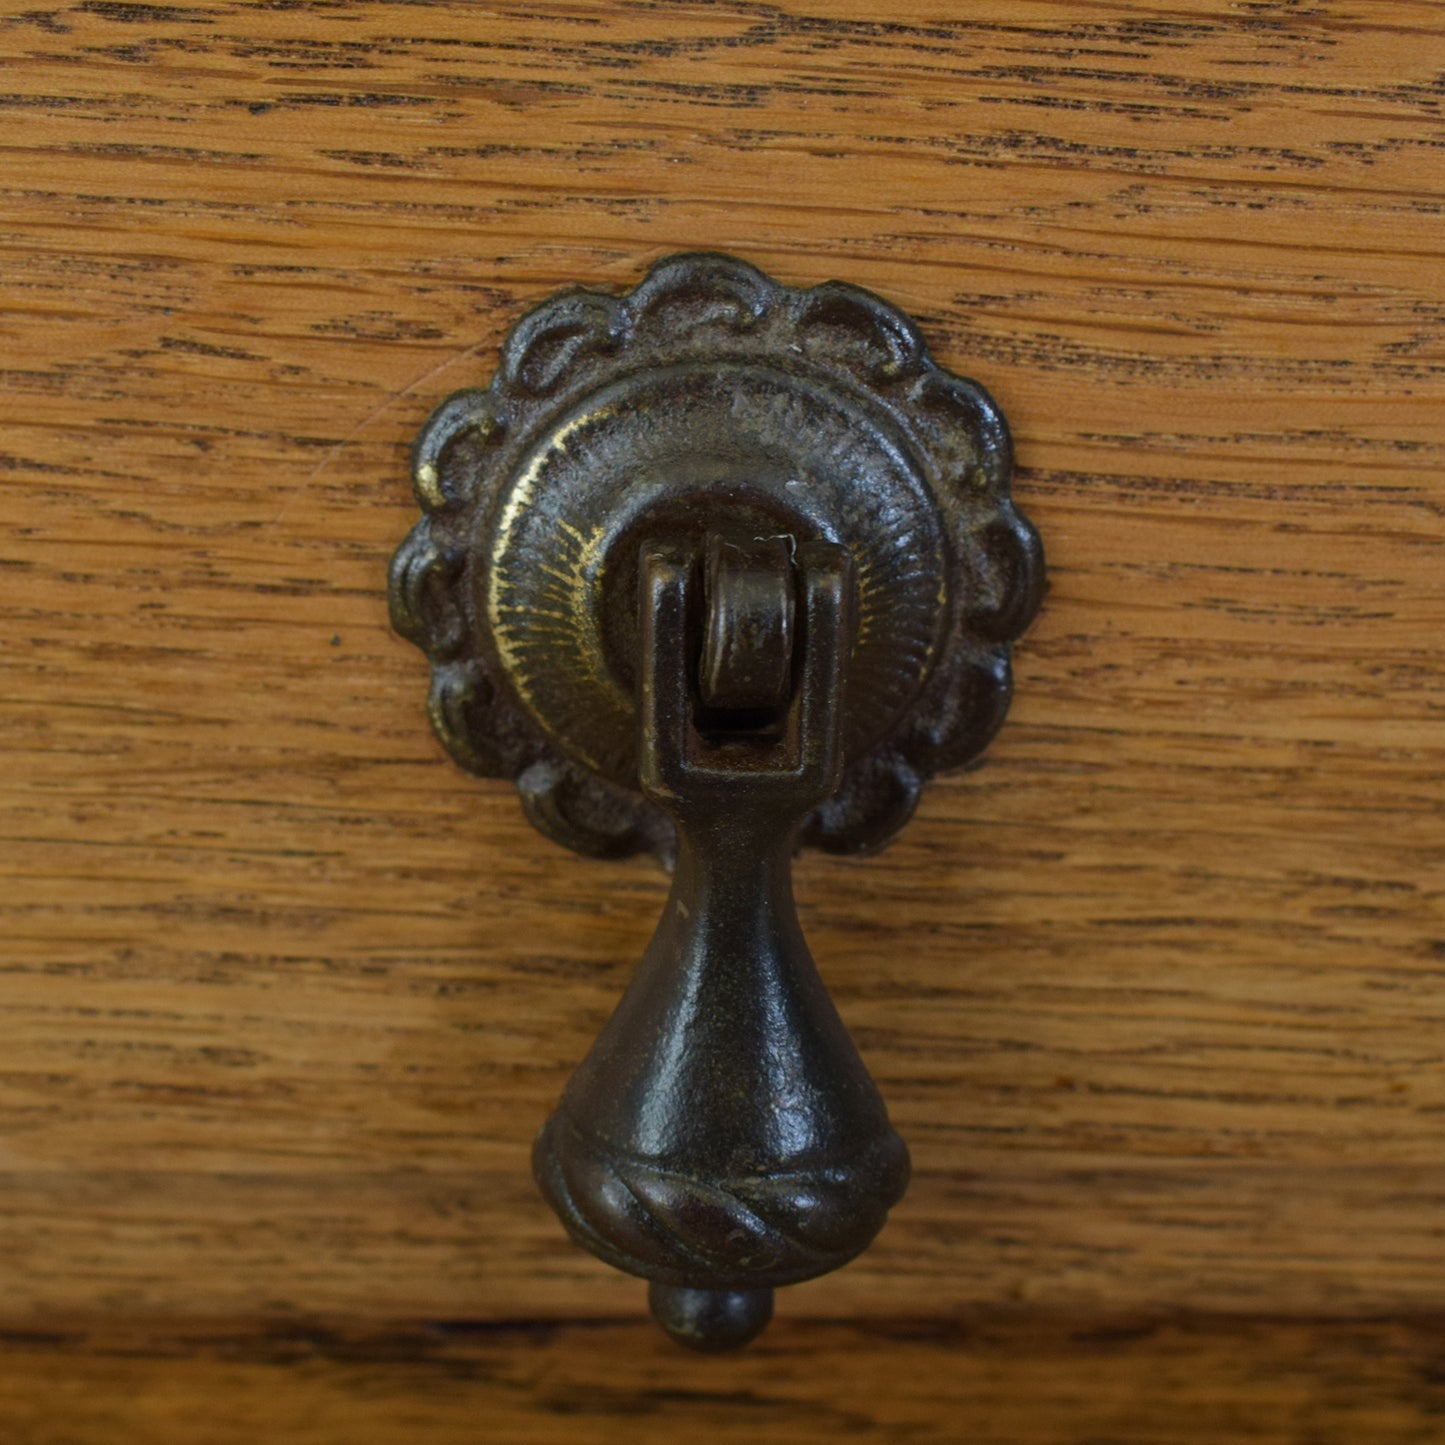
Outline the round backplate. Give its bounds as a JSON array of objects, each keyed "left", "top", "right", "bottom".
[{"left": 389, "top": 252, "right": 1043, "bottom": 861}]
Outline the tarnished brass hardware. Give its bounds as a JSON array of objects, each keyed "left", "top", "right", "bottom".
[{"left": 389, "top": 252, "right": 1043, "bottom": 1349}]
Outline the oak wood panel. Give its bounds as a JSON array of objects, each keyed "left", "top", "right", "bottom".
[
  {"left": 4, "top": 1315, "right": 1445, "bottom": 1445},
  {"left": 2, "top": 0, "right": 1443, "bottom": 1360}
]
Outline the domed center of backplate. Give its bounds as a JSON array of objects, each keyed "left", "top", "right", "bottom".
[{"left": 483, "top": 361, "right": 947, "bottom": 789}]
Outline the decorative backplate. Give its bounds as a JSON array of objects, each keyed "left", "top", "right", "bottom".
[{"left": 389, "top": 252, "right": 1043, "bottom": 861}]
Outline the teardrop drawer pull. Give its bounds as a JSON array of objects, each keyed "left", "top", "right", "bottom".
[{"left": 389, "top": 252, "right": 1044, "bottom": 1349}]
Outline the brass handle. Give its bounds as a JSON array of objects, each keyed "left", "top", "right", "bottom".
[{"left": 389, "top": 252, "right": 1043, "bottom": 1349}]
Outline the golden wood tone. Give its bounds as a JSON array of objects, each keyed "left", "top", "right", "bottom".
[{"left": 1, "top": 0, "right": 1442, "bottom": 1434}]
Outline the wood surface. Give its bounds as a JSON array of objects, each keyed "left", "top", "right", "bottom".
[
  {"left": 2, "top": 0, "right": 1443, "bottom": 1436},
  {"left": 5, "top": 1316, "right": 1445, "bottom": 1445}
]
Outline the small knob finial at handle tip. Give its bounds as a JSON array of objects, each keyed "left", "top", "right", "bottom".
[{"left": 648, "top": 1283, "right": 774, "bottom": 1352}]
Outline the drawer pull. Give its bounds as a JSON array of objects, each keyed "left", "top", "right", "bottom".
[{"left": 389, "top": 252, "right": 1044, "bottom": 1348}]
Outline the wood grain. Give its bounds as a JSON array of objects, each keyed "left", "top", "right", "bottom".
[
  {"left": 4, "top": 1315, "right": 1445, "bottom": 1445},
  {"left": 1, "top": 0, "right": 1443, "bottom": 1401}
]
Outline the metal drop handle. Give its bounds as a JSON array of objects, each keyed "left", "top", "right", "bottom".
[{"left": 533, "top": 537, "right": 907, "bottom": 1350}]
